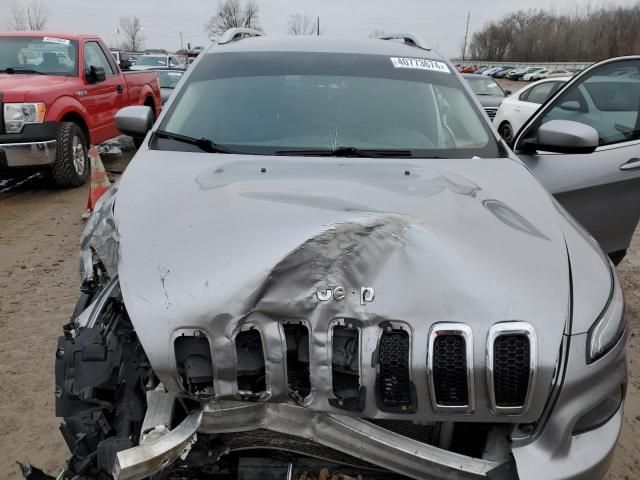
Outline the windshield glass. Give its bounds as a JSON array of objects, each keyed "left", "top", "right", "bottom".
[
  {"left": 136, "top": 55, "right": 167, "bottom": 66},
  {"left": 0, "top": 36, "right": 77, "bottom": 75},
  {"left": 157, "top": 52, "right": 500, "bottom": 158},
  {"left": 157, "top": 70, "right": 184, "bottom": 88},
  {"left": 465, "top": 76, "right": 505, "bottom": 96}
]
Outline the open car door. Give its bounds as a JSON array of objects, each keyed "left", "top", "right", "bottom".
[{"left": 513, "top": 56, "right": 640, "bottom": 263}]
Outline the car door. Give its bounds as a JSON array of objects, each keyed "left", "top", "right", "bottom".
[
  {"left": 81, "top": 40, "right": 127, "bottom": 143},
  {"left": 513, "top": 57, "right": 640, "bottom": 259}
]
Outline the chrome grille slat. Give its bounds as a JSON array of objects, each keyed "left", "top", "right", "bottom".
[
  {"left": 427, "top": 323, "right": 475, "bottom": 414},
  {"left": 487, "top": 322, "right": 537, "bottom": 415}
]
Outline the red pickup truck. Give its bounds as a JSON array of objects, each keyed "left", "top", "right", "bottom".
[{"left": 0, "top": 32, "right": 162, "bottom": 186}]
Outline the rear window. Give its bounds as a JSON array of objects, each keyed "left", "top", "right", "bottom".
[{"left": 157, "top": 52, "right": 501, "bottom": 159}]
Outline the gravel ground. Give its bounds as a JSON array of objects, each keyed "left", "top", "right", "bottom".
[{"left": 0, "top": 139, "right": 638, "bottom": 479}]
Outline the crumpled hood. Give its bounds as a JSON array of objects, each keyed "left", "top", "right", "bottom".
[
  {"left": 115, "top": 151, "right": 570, "bottom": 420},
  {"left": 0, "top": 74, "right": 69, "bottom": 101}
]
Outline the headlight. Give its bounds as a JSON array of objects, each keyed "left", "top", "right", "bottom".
[
  {"left": 3, "top": 102, "right": 46, "bottom": 133},
  {"left": 587, "top": 269, "right": 625, "bottom": 363}
]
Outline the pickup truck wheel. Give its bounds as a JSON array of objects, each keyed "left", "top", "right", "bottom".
[{"left": 52, "top": 122, "right": 89, "bottom": 187}]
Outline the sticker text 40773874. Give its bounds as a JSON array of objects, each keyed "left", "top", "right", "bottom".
[{"left": 390, "top": 57, "right": 450, "bottom": 73}]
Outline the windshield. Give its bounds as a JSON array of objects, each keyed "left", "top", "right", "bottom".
[
  {"left": 157, "top": 52, "right": 500, "bottom": 158},
  {"left": 465, "top": 76, "right": 505, "bottom": 96},
  {"left": 158, "top": 70, "right": 184, "bottom": 88},
  {"left": 136, "top": 55, "right": 167, "bottom": 66},
  {"left": 0, "top": 36, "right": 77, "bottom": 76}
]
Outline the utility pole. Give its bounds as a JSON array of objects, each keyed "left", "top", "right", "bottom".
[
  {"left": 462, "top": 10, "right": 471, "bottom": 61},
  {"left": 179, "top": 31, "right": 184, "bottom": 52},
  {"left": 317, "top": 16, "right": 320, "bottom": 36}
]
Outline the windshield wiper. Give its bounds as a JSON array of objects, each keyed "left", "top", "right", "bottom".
[
  {"left": 275, "top": 147, "right": 412, "bottom": 158},
  {"left": 153, "top": 130, "right": 235, "bottom": 154},
  {"left": 2, "top": 67, "right": 46, "bottom": 75}
]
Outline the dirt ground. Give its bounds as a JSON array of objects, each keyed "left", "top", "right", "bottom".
[{"left": 0, "top": 141, "right": 639, "bottom": 479}]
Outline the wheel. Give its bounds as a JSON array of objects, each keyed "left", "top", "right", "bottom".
[
  {"left": 499, "top": 122, "right": 515, "bottom": 146},
  {"left": 51, "top": 121, "right": 89, "bottom": 187}
]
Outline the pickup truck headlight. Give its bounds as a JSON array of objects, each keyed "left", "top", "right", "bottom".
[
  {"left": 587, "top": 270, "right": 625, "bottom": 363},
  {"left": 3, "top": 102, "right": 46, "bottom": 133}
]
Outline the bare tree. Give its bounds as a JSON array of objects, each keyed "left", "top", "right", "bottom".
[
  {"left": 119, "top": 17, "right": 144, "bottom": 52},
  {"left": 287, "top": 14, "right": 319, "bottom": 35},
  {"left": 369, "top": 29, "right": 386, "bottom": 39},
  {"left": 205, "top": 0, "right": 262, "bottom": 39},
  {"left": 469, "top": 4, "right": 640, "bottom": 62},
  {"left": 8, "top": 1, "right": 50, "bottom": 31}
]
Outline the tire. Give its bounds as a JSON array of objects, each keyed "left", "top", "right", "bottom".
[
  {"left": 51, "top": 121, "right": 89, "bottom": 187},
  {"left": 499, "top": 122, "right": 515, "bottom": 146}
]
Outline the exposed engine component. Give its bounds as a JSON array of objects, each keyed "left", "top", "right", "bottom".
[{"left": 330, "top": 325, "right": 363, "bottom": 411}]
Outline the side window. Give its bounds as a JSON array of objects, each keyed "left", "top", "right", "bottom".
[
  {"left": 540, "top": 60, "right": 640, "bottom": 146},
  {"left": 84, "top": 41, "right": 116, "bottom": 76},
  {"left": 525, "top": 82, "right": 557, "bottom": 104}
]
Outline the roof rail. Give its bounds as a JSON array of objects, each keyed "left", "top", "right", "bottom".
[
  {"left": 378, "top": 33, "right": 430, "bottom": 51},
  {"left": 216, "top": 27, "right": 263, "bottom": 45}
]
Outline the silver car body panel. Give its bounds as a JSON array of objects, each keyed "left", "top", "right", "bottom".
[{"left": 114, "top": 149, "right": 572, "bottom": 423}]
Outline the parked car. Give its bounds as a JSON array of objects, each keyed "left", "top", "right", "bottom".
[
  {"left": 49, "top": 30, "right": 640, "bottom": 480},
  {"left": 523, "top": 68, "right": 548, "bottom": 81},
  {"left": 481, "top": 66, "right": 502, "bottom": 76},
  {"left": 493, "top": 67, "right": 516, "bottom": 79},
  {"left": 0, "top": 32, "right": 162, "bottom": 186},
  {"left": 150, "top": 67, "right": 186, "bottom": 103},
  {"left": 508, "top": 67, "right": 544, "bottom": 81},
  {"left": 532, "top": 69, "right": 572, "bottom": 80},
  {"left": 110, "top": 48, "right": 132, "bottom": 70},
  {"left": 494, "top": 77, "right": 570, "bottom": 144},
  {"left": 463, "top": 73, "right": 510, "bottom": 120},
  {"left": 460, "top": 65, "right": 477, "bottom": 73},
  {"left": 130, "top": 54, "right": 185, "bottom": 70}
]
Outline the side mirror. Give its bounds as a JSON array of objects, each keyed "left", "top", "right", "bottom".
[
  {"left": 559, "top": 100, "right": 581, "bottom": 112},
  {"left": 115, "top": 106, "right": 154, "bottom": 138},
  {"left": 505, "top": 90, "right": 512, "bottom": 96},
  {"left": 519, "top": 119, "right": 598, "bottom": 154},
  {"left": 86, "top": 65, "right": 106, "bottom": 84}
]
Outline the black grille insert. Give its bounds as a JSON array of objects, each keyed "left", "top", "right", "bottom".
[
  {"left": 283, "top": 323, "right": 311, "bottom": 400},
  {"left": 493, "top": 334, "right": 530, "bottom": 407},
  {"left": 377, "top": 328, "right": 412, "bottom": 409},
  {"left": 433, "top": 334, "right": 468, "bottom": 406},
  {"left": 236, "top": 329, "right": 266, "bottom": 396}
]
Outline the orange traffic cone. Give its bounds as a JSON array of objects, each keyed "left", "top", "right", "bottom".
[{"left": 81, "top": 147, "right": 111, "bottom": 220}]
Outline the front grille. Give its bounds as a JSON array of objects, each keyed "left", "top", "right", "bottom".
[
  {"left": 377, "top": 328, "right": 412, "bottom": 410},
  {"left": 368, "top": 419, "right": 436, "bottom": 444},
  {"left": 484, "top": 107, "right": 497, "bottom": 118},
  {"left": 493, "top": 334, "right": 530, "bottom": 407},
  {"left": 433, "top": 335, "right": 468, "bottom": 406},
  {"left": 427, "top": 324, "right": 474, "bottom": 413}
]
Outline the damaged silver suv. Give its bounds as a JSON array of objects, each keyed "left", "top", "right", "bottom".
[{"left": 50, "top": 29, "right": 640, "bottom": 480}]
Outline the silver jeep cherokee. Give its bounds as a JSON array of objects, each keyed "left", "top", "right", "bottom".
[{"left": 50, "top": 29, "right": 639, "bottom": 480}]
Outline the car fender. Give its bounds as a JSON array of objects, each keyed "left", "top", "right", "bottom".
[{"left": 45, "top": 95, "right": 93, "bottom": 140}]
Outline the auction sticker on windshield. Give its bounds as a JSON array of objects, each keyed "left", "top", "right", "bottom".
[
  {"left": 390, "top": 57, "right": 450, "bottom": 73},
  {"left": 43, "top": 37, "right": 71, "bottom": 45}
]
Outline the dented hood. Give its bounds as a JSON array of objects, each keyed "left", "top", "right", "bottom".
[{"left": 114, "top": 151, "right": 569, "bottom": 421}]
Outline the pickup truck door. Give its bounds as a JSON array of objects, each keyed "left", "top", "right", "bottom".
[
  {"left": 513, "top": 57, "right": 640, "bottom": 261},
  {"left": 81, "top": 40, "right": 127, "bottom": 143}
]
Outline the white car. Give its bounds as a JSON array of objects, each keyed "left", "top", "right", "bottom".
[
  {"left": 523, "top": 68, "right": 548, "bottom": 81},
  {"left": 130, "top": 54, "right": 185, "bottom": 70},
  {"left": 531, "top": 69, "right": 571, "bottom": 81},
  {"left": 493, "top": 77, "right": 570, "bottom": 143}
]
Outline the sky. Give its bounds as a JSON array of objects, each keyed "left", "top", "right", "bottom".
[{"left": 1, "top": 0, "right": 638, "bottom": 57}]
